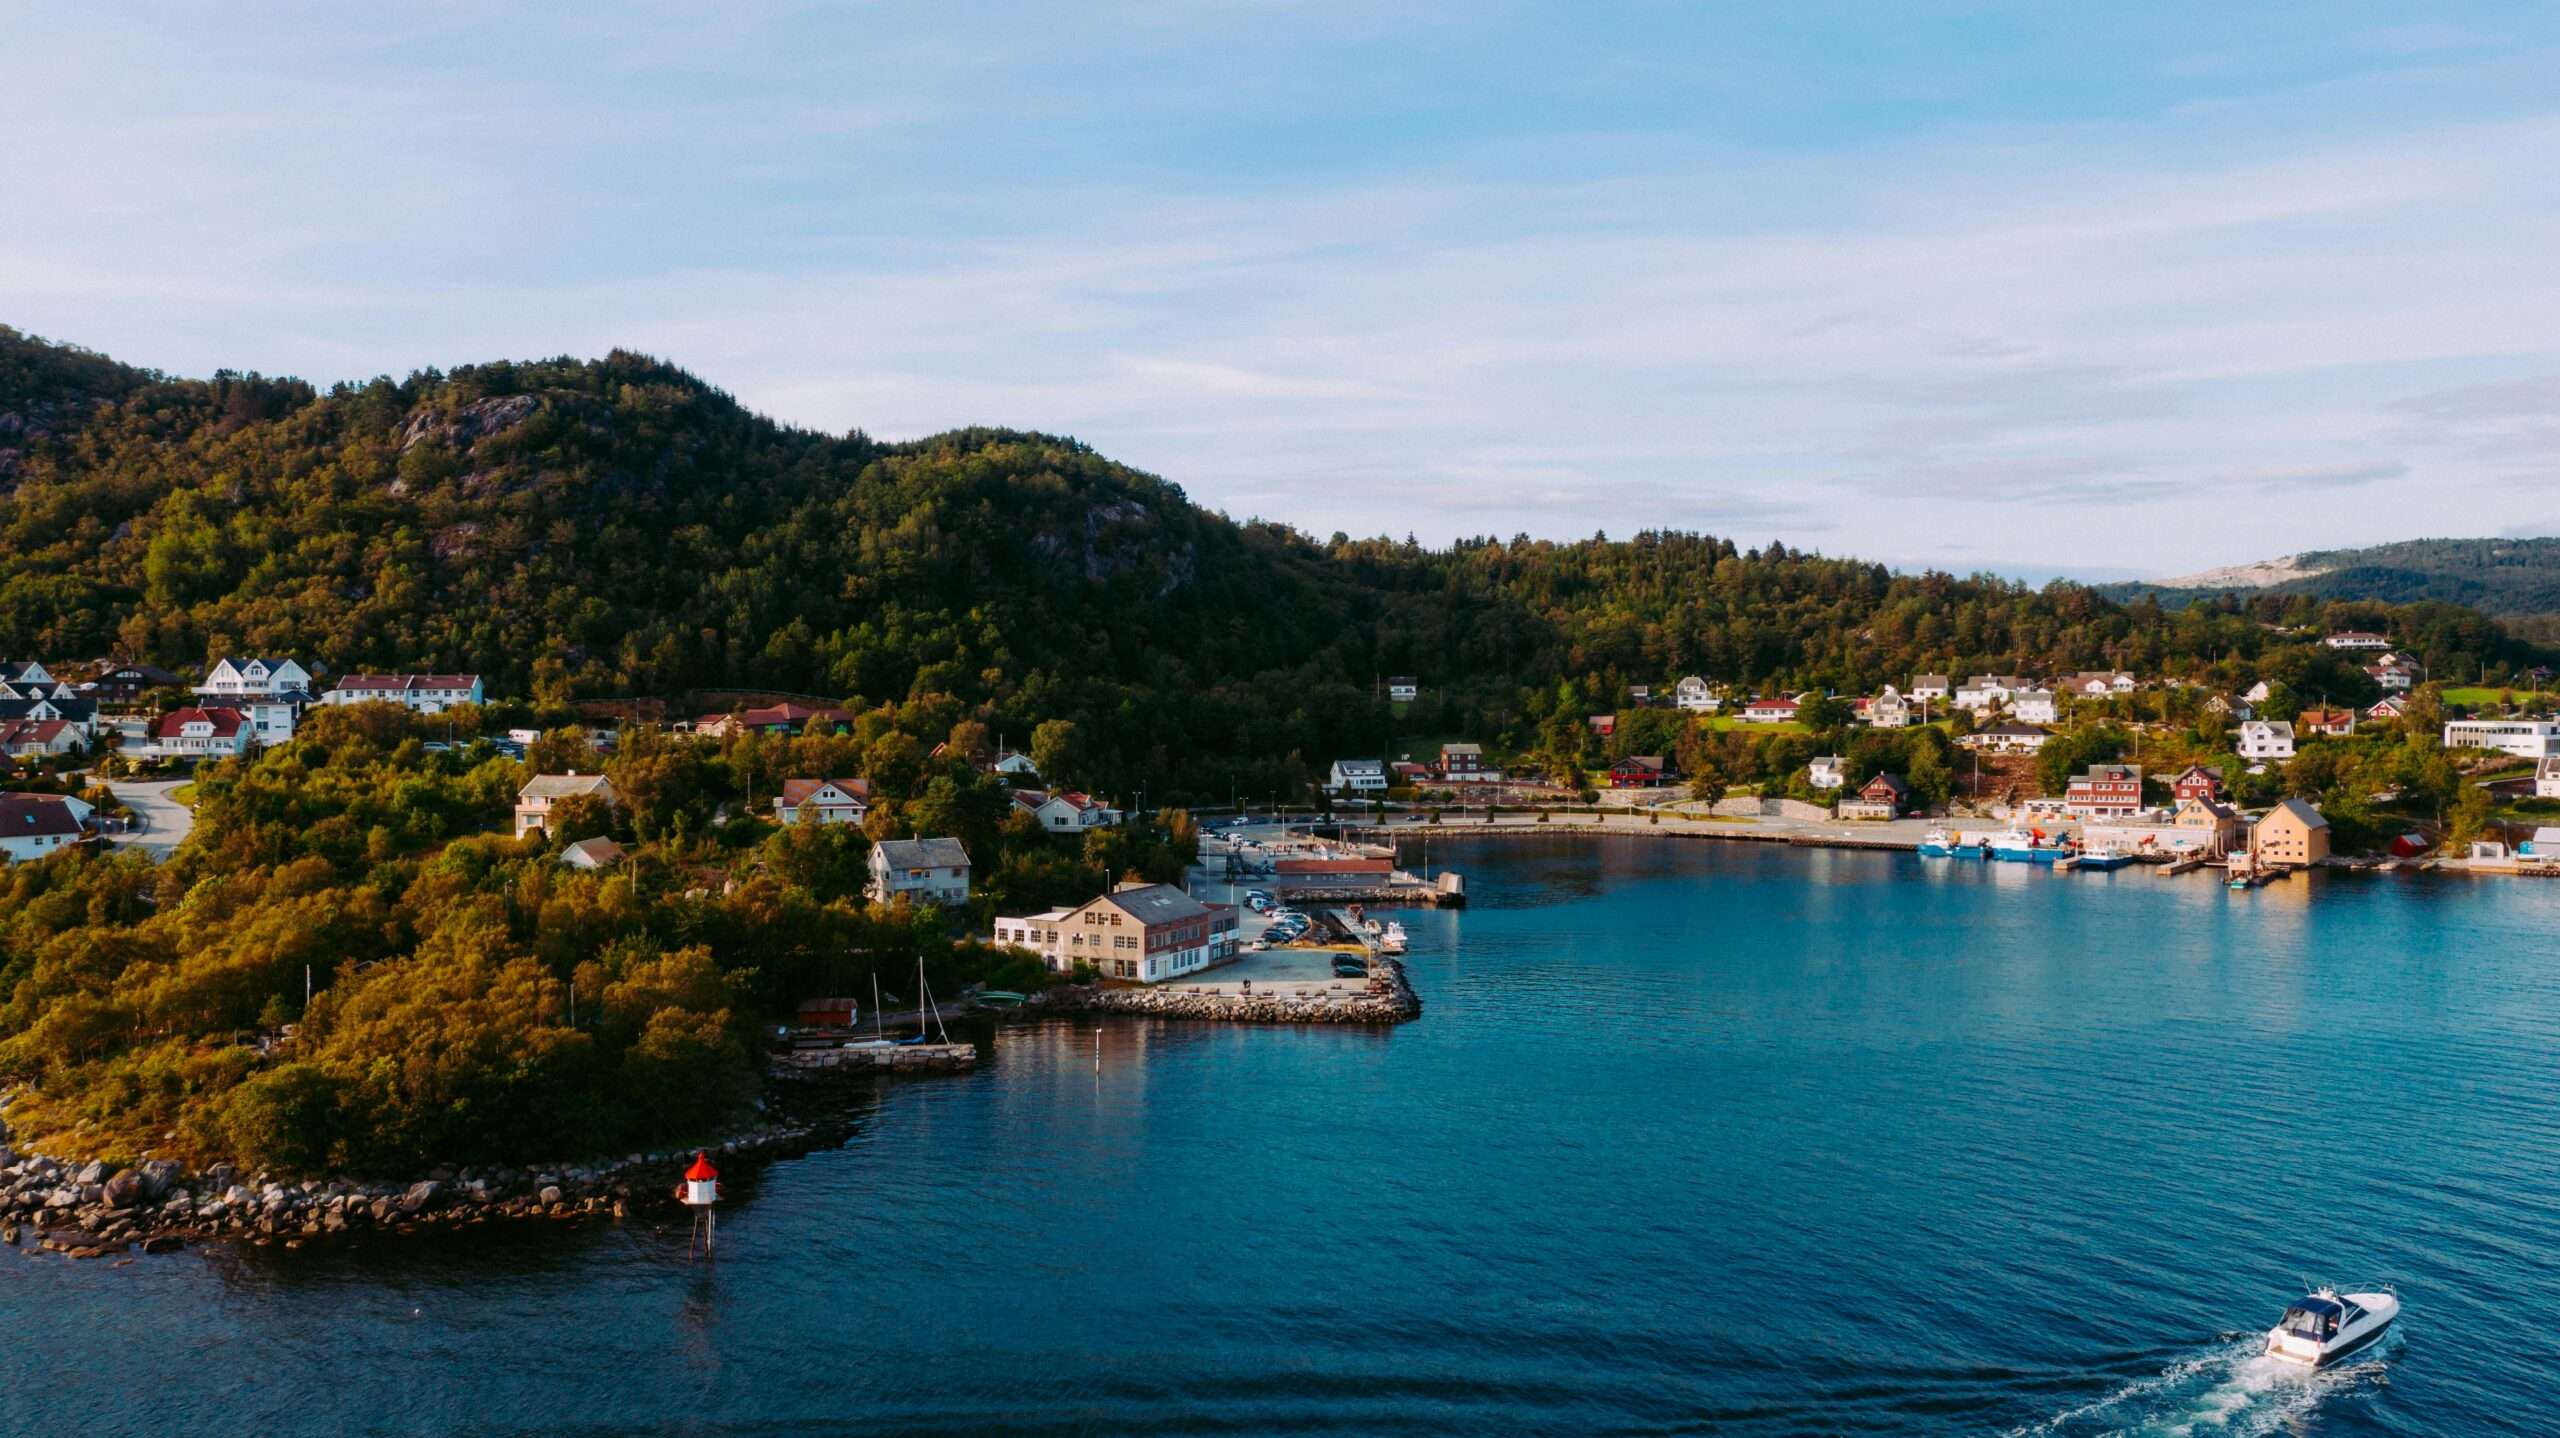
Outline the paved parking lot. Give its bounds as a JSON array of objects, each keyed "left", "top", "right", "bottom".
[{"left": 1160, "top": 944, "right": 1370, "bottom": 995}]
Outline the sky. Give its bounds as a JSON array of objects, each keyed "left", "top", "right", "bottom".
[{"left": 5, "top": 2, "right": 2559, "bottom": 580}]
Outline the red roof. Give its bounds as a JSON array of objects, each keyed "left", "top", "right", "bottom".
[
  {"left": 684, "top": 1151, "right": 719, "bottom": 1181},
  {"left": 778, "top": 777, "right": 871, "bottom": 806},
  {"left": 151, "top": 706, "right": 247, "bottom": 739},
  {"left": 0, "top": 792, "right": 88, "bottom": 839}
]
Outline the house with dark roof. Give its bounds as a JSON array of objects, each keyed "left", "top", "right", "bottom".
[
  {"left": 1837, "top": 771, "right": 1913, "bottom": 820},
  {"left": 0, "top": 791, "right": 93, "bottom": 862},
  {"left": 992, "top": 881, "right": 1240, "bottom": 983},
  {"left": 869, "top": 837, "right": 972, "bottom": 906}
]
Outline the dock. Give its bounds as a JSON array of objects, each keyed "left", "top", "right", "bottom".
[{"left": 770, "top": 1042, "right": 978, "bottom": 1075}]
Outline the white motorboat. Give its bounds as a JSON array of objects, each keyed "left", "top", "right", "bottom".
[
  {"left": 2265, "top": 1287, "right": 2399, "bottom": 1367},
  {"left": 1379, "top": 921, "right": 1408, "bottom": 954}
]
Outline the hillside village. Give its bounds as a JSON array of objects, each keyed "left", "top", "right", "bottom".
[{"left": 1323, "top": 630, "right": 2560, "bottom": 873}]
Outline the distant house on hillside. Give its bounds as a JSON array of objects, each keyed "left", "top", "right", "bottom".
[
  {"left": 0, "top": 792, "right": 92, "bottom": 863},
  {"left": 196, "top": 657, "right": 313, "bottom": 700},
  {"left": 1329, "top": 758, "right": 1388, "bottom": 793},
  {"left": 2236, "top": 721, "right": 2296, "bottom": 762},
  {"left": 324, "top": 673, "right": 485, "bottom": 714},
  {"left": 1909, "top": 675, "right": 1950, "bottom": 704},
  {"left": 1015, "top": 789, "right": 1121, "bottom": 832},
  {"left": 1608, "top": 755, "right": 1673, "bottom": 788},
  {"left": 85, "top": 663, "right": 184, "bottom": 704},
  {"left": 697, "top": 702, "right": 853, "bottom": 738},
  {"left": 774, "top": 777, "right": 872, "bottom": 826},
  {"left": 1438, "top": 743, "right": 1499, "bottom": 781},
  {"left": 2008, "top": 687, "right": 2059, "bottom": 725},
  {"left": 1673, "top": 676, "right": 1719, "bottom": 712},
  {"left": 868, "top": 837, "right": 972, "bottom": 907},
  {"left": 2170, "top": 764, "right": 2224, "bottom": 802},
  {"left": 0, "top": 719, "right": 80, "bottom": 757},
  {"left": 1739, "top": 696, "right": 1800, "bottom": 723},
  {"left": 1957, "top": 723, "right": 2051, "bottom": 755},
  {"left": 2297, "top": 707, "right": 2357, "bottom": 738},
  {"left": 559, "top": 837, "right": 625, "bottom": 871},
  {"left": 1386, "top": 676, "right": 1419, "bottom": 704},
  {"left": 2538, "top": 757, "right": 2560, "bottom": 799},
  {"left": 1807, "top": 755, "right": 1848, "bottom": 791},
  {"left": 2323, "top": 631, "right": 2390, "bottom": 651},
  {"left": 1866, "top": 686, "right": 1912, "bottom": 728},
  {"left": 2366, "top": 694, "right": 2411, "bottom": 721},
  {"left": 1587, "top": 713, "right": 1616, "bottom": 737},
  {"left": 142, "top": 706, "right": 251, "bottom": 759},
  {"left": 515, "top": 772, "right": 618, "bottom": 838}
]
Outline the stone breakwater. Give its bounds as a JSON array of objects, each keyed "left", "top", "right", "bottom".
[
  {"left": 1030, "top": 956, "right": 1422, "bottom": 1025},
  {"left": 0, "top": 1073, "right": 891, "bottom": 1261}
]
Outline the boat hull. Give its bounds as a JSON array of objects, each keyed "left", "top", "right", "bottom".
[
  {"left": 1990, "top": 846, "right": 2062, "bottom": 864},
  {"left": 2266, "top": 1292, "right": 2399, "bottom": 1367}
]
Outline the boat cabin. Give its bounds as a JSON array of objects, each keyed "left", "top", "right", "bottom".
[{"left": 2279, "top": 1294, "right": 2359, "bottom": 1342}]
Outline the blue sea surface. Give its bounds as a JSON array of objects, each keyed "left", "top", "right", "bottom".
[{"left": 6, "top": 838, "right": 2558, "bottom": 1436}]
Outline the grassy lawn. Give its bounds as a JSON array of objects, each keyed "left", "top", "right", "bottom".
[
  {"left": 2441, "top": 686, "right": 2556, "bottom": 708},
  {"left": 169, "top": 782, "right": 200, "bottom": 809}
]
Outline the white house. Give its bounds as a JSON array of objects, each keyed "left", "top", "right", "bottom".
[
  {"left": 2236, "top": 720, "right": 2296, "bottom": 762},
  {"left": 1386, "top": 675, "right": 1419, "bottom": 703},
  {"left": 1739, "top": 696, "right": 1800, "bottom": 723},
  {"left": 324, "top": 673, "right": 486, "bottom": 713},
  {"left": 1015, "top": 789, "right": 1122, "bottom": 832},
  {"left": 1674, "top": 676, "right": 1720, "bottom": 712},
  {"left": 1957, "top": 723, "right": 2052, "bottom": 754},
  {"left": 0, "top": 719, "right": 81, "bottom": 757},
  {"left": 2323, "top": 631, "right": 2390, "bottom": 651},
  {"left": 1953, "top": 675, "right": 2021, "bottom": 712},
  {"left": 515, "top": 772, "right": 618, "bottom": 837},
  {"left": 1865, "top": 686, "right": 1912, "bottom": 728},
  {"left": 990, "top": 750, "right": 1041, "bottom": 778},
  {"left": 2243, "top": 681, "right": 2273, "bottom": 704},
  {"left": 141, "top": 706, "right": 252, "bottom": 759},
  {"left": 1909, "top": 675, "right": 1950, "bottom": 704},
  {"left": 2536, "top": 757, "right": 2560, "bottom": 799},
  {"left": 559, "top": 837, "right": 625, "bottom": 871},
  {"left": 0, "top": 660, "right": 56, "bottom": 689},
  {"left": 1329, "top": 758, "right": 1389, "bottom": 793},
  {"left": 196, "top": 657, "right": 314, "bottom": 699},
  {"left": 0, "top": 792, "right": 91, "bottom": 862},
  {"left": 774, "top": 777, "right": 872, "bottom": 826},
  {"left": 1807, "top": 755, "right": 1847, "bottom": 790},
  {"left": 869, "top": 836, "right": 972, "bottom": 906},
  {"left": 2008, "top": 687, "right": 2059, "bottom": 725},
  {"left": 2443, "top": 719, "right": 2560, "bottom": 760},
  {"left": 0, "top": 693, "right": 99, "bottom": 739},
  {"left": 994, "top": 881, "right": 1240, "bottom": 983}
]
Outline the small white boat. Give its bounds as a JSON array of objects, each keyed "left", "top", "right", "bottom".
[
  {"left": 1379, "top": 921, "right": 1408, "bottom": 954},
  {"left": 2265, "top": 1287, "right": 2399, "bottom": 1367}
]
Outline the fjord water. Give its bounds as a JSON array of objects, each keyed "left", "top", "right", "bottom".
[{"left": 9, "top": 841, "right": 2560, "bottom": 1436}]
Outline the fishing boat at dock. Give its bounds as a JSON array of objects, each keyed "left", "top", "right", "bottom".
[
  {"left": 1917, "top": 827, "right": 1984, "bottom": 858},
  {"left": 1986, "top": 828, "right": 2067, "bottom": 864}
]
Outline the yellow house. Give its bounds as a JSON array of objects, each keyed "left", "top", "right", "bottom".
[{"left": 2251, "top": 798, "right": 2331, "bottom": 868}]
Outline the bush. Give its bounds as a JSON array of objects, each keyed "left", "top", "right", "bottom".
[{"left": 218, "top": 1062, "right": 344, "bottom": 1174}]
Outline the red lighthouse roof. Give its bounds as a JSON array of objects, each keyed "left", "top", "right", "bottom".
[{"left": 684, "top": 1151, "right": 719, "bottom": 1181}]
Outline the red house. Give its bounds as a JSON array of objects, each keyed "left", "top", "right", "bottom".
[
  {"left": 2063, "top": 763, "right": 2144, "bottom": 819},
  {"left": 1608, "top": 755, "right": 1673, "bottom": 788},
  {"left": 2170, "top": 764, "right": 2224, "bottom": 802},
  {"left": 1587, "top": 714, "right": 1617, "bottom": 737}
]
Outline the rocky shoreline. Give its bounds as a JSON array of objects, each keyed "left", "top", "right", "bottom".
[
  {"left": 0, "top": 1072, "right": 895, "bottom": 1262},
  {"left": 1028, "top": 954, "right": 1423, "bottom": 1024}
]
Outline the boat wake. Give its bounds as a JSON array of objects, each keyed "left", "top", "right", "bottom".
[{"left": 2007, "top": 1334, "right": 2389, "bottom": 1437}]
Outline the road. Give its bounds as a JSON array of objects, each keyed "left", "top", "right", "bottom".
[{"left": 106, "top": 779, "right": 195, "bottom": 860}]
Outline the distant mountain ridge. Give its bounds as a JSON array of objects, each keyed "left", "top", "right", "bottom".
[{"left": 2117, "top": 538, "right": 2560, "bottom": 618}]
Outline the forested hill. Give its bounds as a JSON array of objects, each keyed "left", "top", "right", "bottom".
[
  {"left": 0, "top": 324, "right": 2547, "bottom": 794},
  {"left": 2115, "top": 538, "right": 2560, "bottom": 620}
]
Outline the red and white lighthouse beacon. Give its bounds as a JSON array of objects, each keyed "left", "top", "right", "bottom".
[{"left": 678, "top": 1150, "right": 723, "bottom": 1256}]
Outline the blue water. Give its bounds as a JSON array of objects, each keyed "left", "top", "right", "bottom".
[{"left": 7, "top": 839, "right": 2560, "bottom": 1436}]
